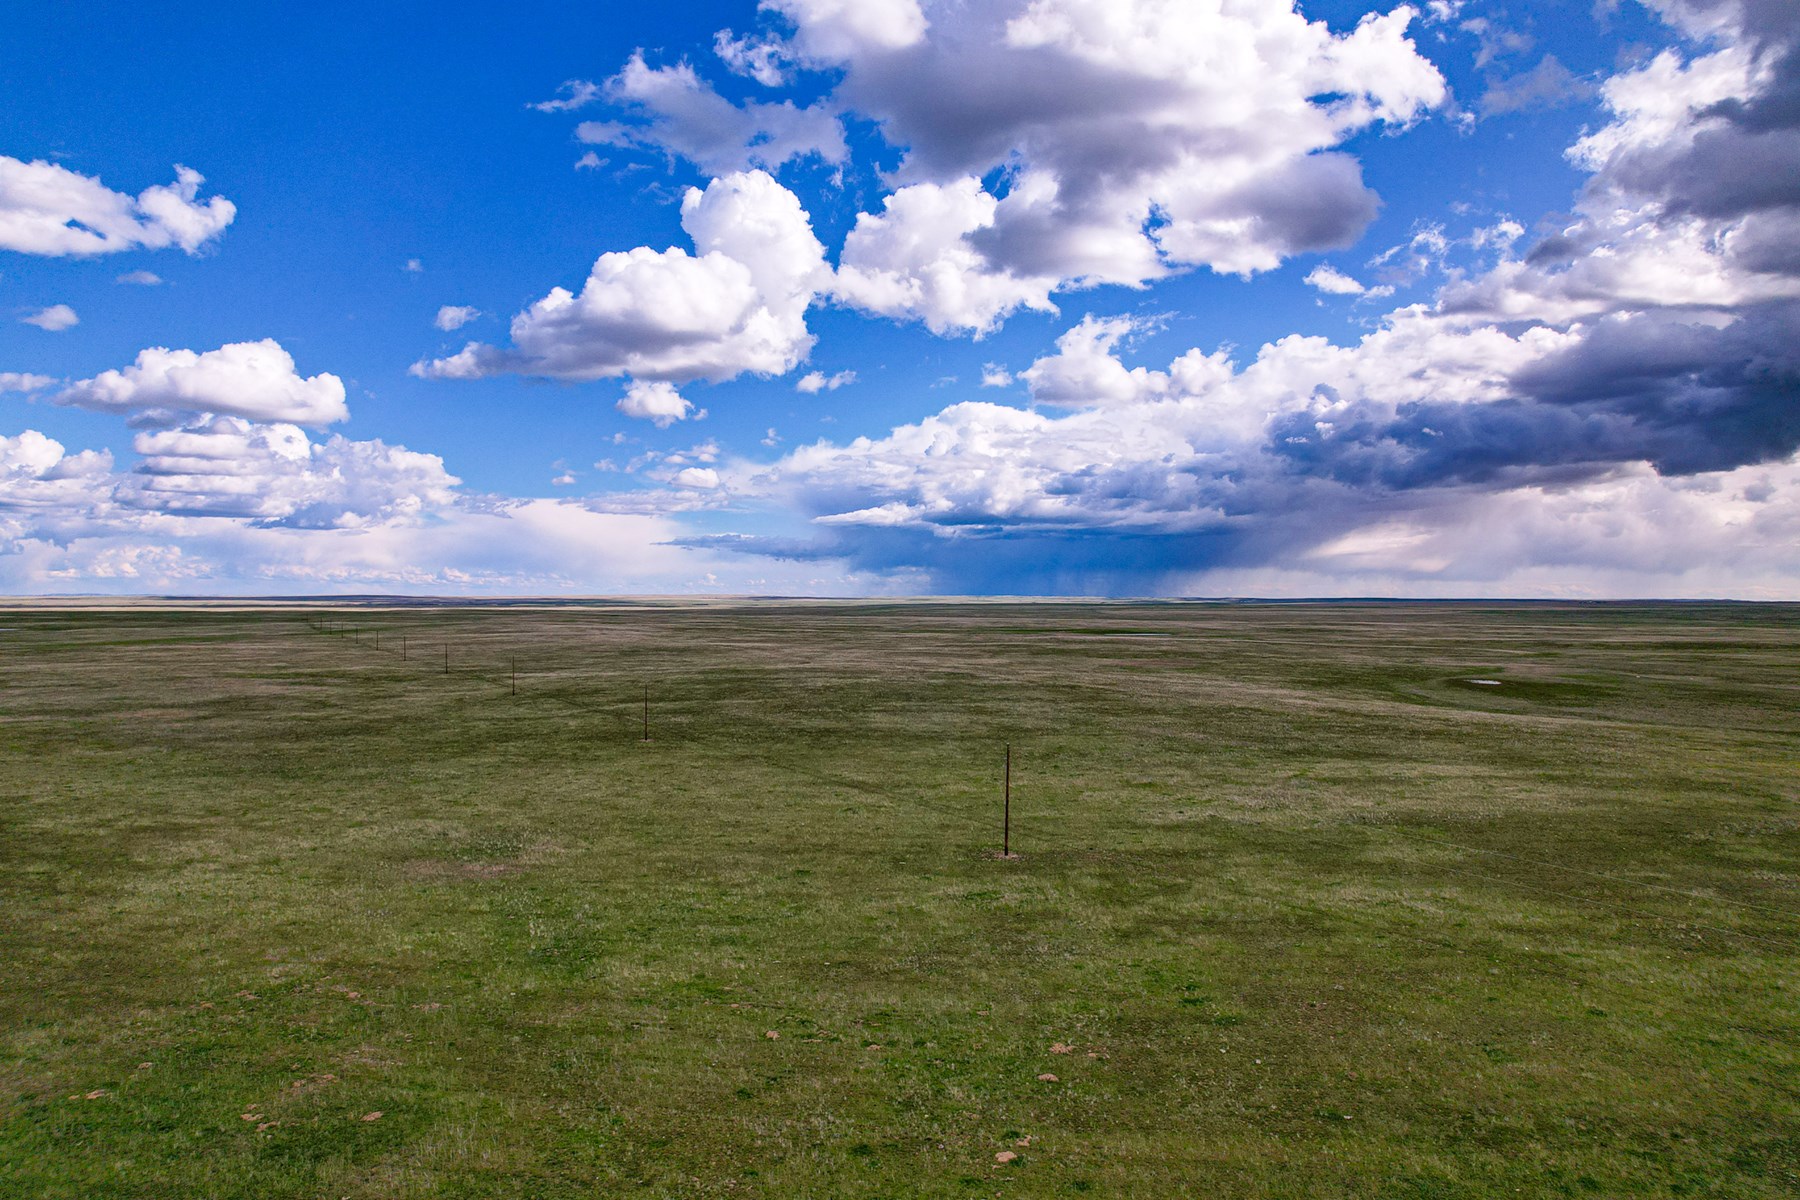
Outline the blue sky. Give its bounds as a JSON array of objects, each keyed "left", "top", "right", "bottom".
[{"left": 2, "top": 1, "right": 1796, "bottom": 596}]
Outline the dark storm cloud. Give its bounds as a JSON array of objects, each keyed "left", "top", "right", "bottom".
[
  {"left": 1599, "top": 123, "right": 1800, "bottom": 218},
  {"left": 1269, "top": 304, "right": 1800, "bottom": 489}
]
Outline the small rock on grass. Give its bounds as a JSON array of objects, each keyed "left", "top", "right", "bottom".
[{"left": 995, "top": 1150, "right": 1018, "bottom": 1164}]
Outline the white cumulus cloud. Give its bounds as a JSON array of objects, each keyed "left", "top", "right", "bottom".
[
  {"left": 0, "top": 372, "right": 56, "bottom": 394},
  {"left": 555, "top": 2, "right": 1443, "bottom": 338},
  {"left": 804, "top": 0, "right": 1444, "bottom": 330},
  {"left": 796, "top": 369, "right": 856, "bottom": 393},
  {"left": 767, "top": 0, "right": 928, "bottom": 59},
  {"left": 56, "top": 340, "right": 349, "bottom": 427},
  {"left": 0, "top": 429, "right": 114, "bottom": 513},
  {"left": 577, "top": 53, "right": 844, "bottom": 175},
  {"left": 21, "top": 304, "right": 77, "bottom": 331},
  {"left": 414, "top": 170, "right": 829, "bottom": 387},
  {"left": 1304, "top": 264, "right": 1370, "bottom": 295},
  {"left": 714, "top": 29, "right": 793, "bottom": 86},
  {"left": 833, "top": 177, "right": 1061, "bottom": 335},
  {"left": 617, "top": 380, "right": 696, "bottom": 427},
  {"left": 435, "top": 305, "right": 481, "bottom": 331},
  {"left": 0, "top": 157, "right": 234, "bottom": 257},
  {"left": 118, "top": 416, "right": 460, "bottom": 528},
  {"left": 0, "top": 425, "right": 793, "bottom": 594}
]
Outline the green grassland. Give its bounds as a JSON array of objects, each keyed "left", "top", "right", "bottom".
[{"left": 1, "top": 599, "right": 1796, "bottom": 1198}]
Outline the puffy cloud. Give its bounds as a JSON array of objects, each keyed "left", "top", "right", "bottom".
[
  {"left": 1570, "top": 48, "right": 1788, "bottom": 221},
  {"left": 0, "top": 413, "right": 733, "bottom": 590},
  {"left": 714, "top": 29, "right": 793, "bottom": 86},
  {"left": 0, "top": 430, "right": 114, "bottom": 514},
  {"left": 1304, "top": 264, "right": 1370, "bottom": 295},
  {"left": 617, "top": 380, "right": 696, "bottom": 427},
  {"left": 57, "top": 340, "right": 349, "bottom": 427},
  {"left": 1638, "top": 0, "right": 1800, "bottom": 50},
  {"left": 1019, "top": 316, "right": 1161, "bottom": 409},
  {"left": 435, "top": 305, "right": 481, "bottom": 331},
  {"left": 415, "top": 170, "right": 829, "bottom": 386},
  {"left": 799, "top": 0, "right": 1445, "bottom": 320},
  {"left": 1019, "top": 316, "right": 1235, "bottom": 412},
  {"left": 0, "top": 424, "right": 867, "bottom": 595},
  {"left": 527, "top": 2, "right": 1442, "bottom": 339},
  {"left": 767, "top": 0, "right": 928, "bottom": 59},
  {"left": 0, "top": 414, "right": 455, "bottom": 534},
  {"left": 1441, "top": 10, "right": 1800, "bottom": 329},
  {"left": 0, "top": 372, "right": 55, "bottom": 394},
  {"left": 0, "top": 342, "right": 854, "bottom": 595},
  {"left": 796, "top": 369, "right": 856, "bottom": 392},
  {"left": 577, "top": 53, "right": 844, "bottom": 175},
  {"left": 0, "top": 406, "right": 457, "bottom": 546},
  {"left": 118, "top": 416, "right": 460, "bottom": 527},
  {"left": 0, "top": 157, "right": 234, "bottom": 257},
  {"left": 552, "top": 2, "right": 1441, "bottom": 335},
  {"left": 832, "top": 178, "right": 1060, "bottom": 334},
  {"left": 20, "top": 304, "right": 77, "bottom": 331}
]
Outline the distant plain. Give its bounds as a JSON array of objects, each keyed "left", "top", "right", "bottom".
[{"left": 1, "top": 600, "right": 1795, "bottom": 1197}]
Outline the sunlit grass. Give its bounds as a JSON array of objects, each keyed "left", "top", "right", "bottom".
[{"left": 1, "top": 600, "right": 1796, "bottom": 1197}]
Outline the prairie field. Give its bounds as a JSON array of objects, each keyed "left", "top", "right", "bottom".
[{"left": 0, "top": 599, "right": 1796, "bottom": 1198}]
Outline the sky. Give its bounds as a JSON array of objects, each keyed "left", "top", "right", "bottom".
[{"left": 1, "top": 0, "right": 1797, "bottom": 597}]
